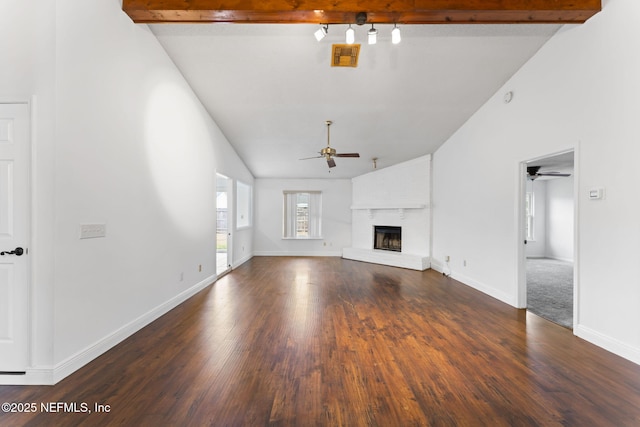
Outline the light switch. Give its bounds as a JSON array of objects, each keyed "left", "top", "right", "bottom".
[
  {"left": 80, "top": 224, "right": 106, "bottom": 239},
  {"left": 588, "top": 187, "right": 604, "bottom": 200}
]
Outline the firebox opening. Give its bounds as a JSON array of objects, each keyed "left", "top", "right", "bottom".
[{"left": 374, "top": 226, "right": 402, "bottom": 252}]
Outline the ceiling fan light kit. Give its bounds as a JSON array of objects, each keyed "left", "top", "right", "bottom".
[{"left": 300, "top": 120, "right": 360, "bottom": 169}]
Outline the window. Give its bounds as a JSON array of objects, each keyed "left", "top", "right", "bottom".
[
  {"left": 525, "top": 191, "right": 535, "bottom": 241},
  {"left": 236, "top": 181, "right": 252, "bottom": 229},
  {"left": 283, "top": 191, "right": 322, "bottom": 239}
]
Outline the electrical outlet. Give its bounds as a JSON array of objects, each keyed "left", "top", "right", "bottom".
[
  {"left": 198, "top": 264, "right": 202, "bottom": 272},
  {"left": 445, "top": 255, "right": 450, "bottom": 262},
  {"left": 463, "top": 260, "right": 467, "bottom": 267},
  {"left": 180, "top": 272, "right": 184, "bottom": 281}
]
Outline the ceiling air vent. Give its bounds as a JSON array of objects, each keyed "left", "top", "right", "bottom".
[{"left": 331, "top": 44, "right": 360, "bottom": 67}]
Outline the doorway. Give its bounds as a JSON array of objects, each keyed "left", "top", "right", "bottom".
[
  {"left": 519, "top": 151, "right": 576, "bottom": 329},
  {"left": 216, "top": 174, "right": 232, "bottom": 277}
]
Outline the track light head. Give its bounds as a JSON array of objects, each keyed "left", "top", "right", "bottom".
[
  {"left": 392, "top": 24, "right": 401, "bottom": 44},
  {"left": 314, "top": 24, "right": 328, "bottom": 41},
  {"left": 345, "top": 24, "right": 355, "bottom": 44},
  {"left": 368, "top": 24, "right": 378, "bottom": 45}
]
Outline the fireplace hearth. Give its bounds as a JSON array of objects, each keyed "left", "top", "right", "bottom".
[{"left": 374, "top": 226, "right": 402, "bottom": 252}]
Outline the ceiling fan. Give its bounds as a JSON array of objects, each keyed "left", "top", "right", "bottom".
[
  {"left": 527, "top": 165, "right": 571, "bottom": 180},
  {"left": 300, "top": 120, "right": 360, "bottom": 168}
]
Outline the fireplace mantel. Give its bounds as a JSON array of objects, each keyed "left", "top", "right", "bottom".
[
  {"left": 351, "top": 203, "right": 427, "bottom": 210},
  {"left": 351, "top": 203, "right": 428, "bottom": 219}
]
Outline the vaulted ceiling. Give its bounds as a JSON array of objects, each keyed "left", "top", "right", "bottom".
[{"left": 129, "top": 1, "right": 600, "bottom": 179}]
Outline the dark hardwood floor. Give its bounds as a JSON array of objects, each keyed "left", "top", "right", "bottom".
[{"left": 1, "top": 256, "right": 639, "bottom": 426}]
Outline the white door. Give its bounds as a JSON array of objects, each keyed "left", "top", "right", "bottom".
[{"left": 0, "top": 103, "right": 30, "bottom": 372}]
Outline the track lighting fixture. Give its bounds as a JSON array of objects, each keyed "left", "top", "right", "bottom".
[
  {"left": 392, "top": 24, "right": 401, "bottom": 44},
  {"left": 314, "top": 24, "right": 328, "bottom": 41},
  {"left": 345, "top": 24, "right": 355, "bottom": 44},
  {"left": 368, "top": 24, "right": 378, "bottom": 45},
  {"left": 313, "top": 22, "right": 401, "bottom": 46}
]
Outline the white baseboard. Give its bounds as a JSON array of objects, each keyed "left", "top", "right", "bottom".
[
  {"left": 430, "top": 259, "right": 444, "bottom": 273},
  {"left": 253, "top": 251, "right": 343, "bottom": 257},
  {"left": 449, "top": 271, "right": 516, "bottom": 307},
  {"left": 0, "top": 368, "right": 54, "bottom": 385},
  {"left": 526, "top": 256, "right": 574, "bottom": 263},
  {"left": 411, "top": 259, "right": 516, "bottom": 306},
  {"left": 232, "top": 253, "right": 253, "bottom": 269},
  {"left": 575, "top": 324, "right": 640, "bottom": 366},
  {"left": 51, "top": 274, "right": 216, "bottom": 384},
  {"left": 551, "top": 257, "right": 574, "bottom": 263}
]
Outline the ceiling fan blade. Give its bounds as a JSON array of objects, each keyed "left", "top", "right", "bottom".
[
  {"left": 527, "top": 166, "right": 571, "bottom": 178},
  {"left": 527, "top": 166, "right": 542, "bottom": 175},
  {"left": 335, "top": 153, "right": 360, "bottom": 158},
  {"left": 299, "top": 155, "right": 323, "bottom": 160},
  {"left": 327, "top": 158, "right": 336, "bottom": 168}
]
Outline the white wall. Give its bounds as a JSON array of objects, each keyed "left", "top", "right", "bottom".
[
  {"left": 433, "top": 0, "right": 640, "bottom": 364},
  {"left": 53, "top": 0, "right": 254, "bottom": 378},
  {"left": 0, "top": 0, "right": 57, "bottom": 378},
  {"left": 254, "top": 179, "right": 351, "bottom": 256},
  {"left": 1, "top": 0, "right": 254, "bottom": 383},
  {"left": 546, "top": 177, "right": 574, "bottom": 262},
  {"left": 350, "top": 155, "right": 431, "bottom": 256},
  {"left": 525, "top": 178, "right": 574, "bottom": 261}
]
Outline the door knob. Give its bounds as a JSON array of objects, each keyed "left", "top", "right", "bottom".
[{"left": 1, "top": 247, "right": 24, "bottom": 256}]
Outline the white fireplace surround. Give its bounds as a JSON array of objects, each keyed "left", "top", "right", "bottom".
[
  {"left": 342, "top": 155, "right": 431, "bottom": 271},
  {"left": 342, "top": 205, "right": 430, "bottom": 270}
]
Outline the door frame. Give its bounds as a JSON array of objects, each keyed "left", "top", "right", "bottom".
[
  {"left": 0, "top": 98, "right": 32, "bottom": 376},
  {"left": 516, "top": 147, "right": 580, "bottom": 331},
  {"left": 215, "top": 173, "right": 233, "bottom": 277}
]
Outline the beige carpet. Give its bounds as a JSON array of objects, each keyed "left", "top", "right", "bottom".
[{"left": 526, "top": 258, "right": 573, "bottom": 329}]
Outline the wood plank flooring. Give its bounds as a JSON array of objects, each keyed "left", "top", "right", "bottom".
[{"left": 1, "top": 256, "right": 639, "bottom": 426}]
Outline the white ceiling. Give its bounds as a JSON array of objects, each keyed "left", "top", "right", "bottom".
[{"left": 151, "top": 23, "right": 561, "bottom": 179}]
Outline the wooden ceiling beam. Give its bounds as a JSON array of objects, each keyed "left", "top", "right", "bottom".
[{"left": 123, "top": 0, "right": 601, "bottom": 25}]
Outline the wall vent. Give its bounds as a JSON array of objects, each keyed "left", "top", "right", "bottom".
[{"left": 331, "top": 44, "right": 360, "bottom": 67}]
